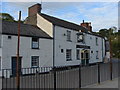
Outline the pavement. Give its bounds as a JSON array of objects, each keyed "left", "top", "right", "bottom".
[{"left": 83, "top": 78, "right": 119, "bottom": 88}]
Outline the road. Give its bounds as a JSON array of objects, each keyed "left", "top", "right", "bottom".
[{"left": 83, "top": 78, "right": 118, "bottom": 88}]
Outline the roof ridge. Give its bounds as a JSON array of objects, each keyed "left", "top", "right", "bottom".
[
  {"left": 40, "top": 13, "right": 88, "bottom": 32},
  {"left": 1, "top": 20, "right": 35, "bottom": 27},
  {"left": 41, "top": 13, "right": 82, "bottom": 27}
]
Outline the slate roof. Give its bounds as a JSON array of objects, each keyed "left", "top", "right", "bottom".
[
  {"left": 40, "top": 13, "right": 88, "bottom": 32},
  {"left": 1, "top": 20, "right": 52, "bottom": 39},
  {"left": 40, "top": 13, "right": 105, "bottom": 38}
]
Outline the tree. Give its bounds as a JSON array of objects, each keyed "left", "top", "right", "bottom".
[
  {"left": 98, "top": 26, "right": 120, "bottom": 58},
  {"left": 0, "top": 13, "right": 15, "bottom": 22}
]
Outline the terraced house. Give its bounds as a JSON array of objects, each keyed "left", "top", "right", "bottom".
[{"left": 0, "top": 3, "right": 108, "bottom": 77}]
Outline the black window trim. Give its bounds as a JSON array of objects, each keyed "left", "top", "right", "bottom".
[{"left": 31, "top": 37, "right": 39, "bottom": 49}]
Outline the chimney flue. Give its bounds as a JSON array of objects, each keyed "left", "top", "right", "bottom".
[
  {"left": 83, "top": 20, "right": 84, "bottom": 23},
  {"left": 80, "top": 21, "right": 92, "bottom": 32},
  {"left": 28, "top": 3, "right": 42, "bottom": 17}
]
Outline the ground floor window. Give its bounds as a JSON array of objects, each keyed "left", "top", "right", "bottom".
[
  {"left": 31, "top": 56, "right": 39, "bottom": 67},
  {"left": 96, "top": 51, "right": 99, "bottom": 59},
  {"left": 66, "top": 49, "right": 72, "bottom": 61},
  {"left": 76, "top": 50, "right": 80, "bottom": 60}
]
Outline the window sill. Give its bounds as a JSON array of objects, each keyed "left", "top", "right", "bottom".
[
  {"left": 67, "top": 40, "right": 72, "bottom": 42},
  {"left": 66, "top": 59, "right": 72, "bottom": 61},
  {"left": 31, "top": 66, "right": 39, "bottom": 68},
  {"left": 32, "top": 48, "right": 40, "bottom": 50}
]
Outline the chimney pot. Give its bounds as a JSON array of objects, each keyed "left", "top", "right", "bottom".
[{"left": 83, "top": 20, "right": 84, "bottom": 23}]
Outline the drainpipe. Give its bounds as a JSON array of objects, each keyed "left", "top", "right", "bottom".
[
  {"left": 102, "top": 38, "right": 103, "bottom": 62},
  {"left": 53, "top": 24, "right": 55, "bottom": 67},
  {"left": 53, "top": 24, "right": 56, "bottom": 90}
]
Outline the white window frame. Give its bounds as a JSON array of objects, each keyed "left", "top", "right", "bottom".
[
  {"left": 66, "top": 49, "right": 72, "bottom": 61},
  {"left": 31, "top": 56, "right": 39, "bottom": 67},
  {"left": 66, "top": 30, "right": 71, "bottom": 41}
]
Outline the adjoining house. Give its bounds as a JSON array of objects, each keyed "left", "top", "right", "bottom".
[
  {"left": 0, "top": 20, "right": 53, "bottom": 76},
  {"left": 0, "top": 3, "right": 109, "bottom": 77}
]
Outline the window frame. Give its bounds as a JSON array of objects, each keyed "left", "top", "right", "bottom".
[
  {"left": 66, "top": 30, "right": 71, "bottom": 42},
  {"left": 31, "top": 37, "right": 39, "bottom": 49},
  {"left": 96, "top": 51, "right": 99, "bottom": 59},
  {"left": 76, "top": 49, "right": 80, "bottom": 60},
  {"left": 96, "top": 37, "right": 98, "bottom": 46},
  {"left": 66, "top": 49, "right": 72, "bottom": 61},
  {"left": 31, "top": 56, "right": 39, "bottom": 68}
]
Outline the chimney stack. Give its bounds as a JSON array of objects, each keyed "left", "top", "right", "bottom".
[
  {"left": 28, "top": 3, "right": 42, "bottom": 16},
  {"left": 81, "top": 20, "right": 92, "bottom": 32}
]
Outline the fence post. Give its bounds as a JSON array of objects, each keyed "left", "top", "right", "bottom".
[
  {"left": 53, "top": 67, "right": 56, "bottom": 90},
  {"left": 98, "top": 62, "right": 100, "bottom": 84},
  {"left": 110, "top": 61, "right": 113, "bottom": 80},
  {"left": 79, "top": 65, "right": 81, "bottom": 88}
]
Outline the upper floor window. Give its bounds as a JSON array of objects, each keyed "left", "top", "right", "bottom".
[
  {"left": 66, "top": 30, "right": 71, "bottom": 41},
  {"left": 31, "top": 56, "right": 39, "bottom": 67},
  {"left": 96, "top": 37, "right": 98, "bottom": 46},
  {"left": 32, "top": 38, "right": 39, "bottom": 49},
  {"left": 66, "top": 49, "right": 72, "bottom": 61}
]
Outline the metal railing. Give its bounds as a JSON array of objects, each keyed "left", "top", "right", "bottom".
[{"left": 2, "top": 61, "right": 119, "bottom": 89}]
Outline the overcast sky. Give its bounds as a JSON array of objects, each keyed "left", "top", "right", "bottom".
[{"left": 0, "top": 1, "right": 119, "bottom": 32}]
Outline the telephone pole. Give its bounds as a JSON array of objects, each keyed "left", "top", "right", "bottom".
[
  {"left": 16, "top": 11, "right": 21, "bottom": 90},
  {"left": 109, "top": 28, "right": 113, "bottom": 81}
]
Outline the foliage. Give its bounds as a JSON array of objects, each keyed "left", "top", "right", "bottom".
[
  {"left": 0, "top": 13, "right": 24, "bottom": 23},
  {"left": 0, "top": 13, "right": 15, "bottom": 22},
  {"left": 98, "top": 27, "right": 120, "bottom": 58}
]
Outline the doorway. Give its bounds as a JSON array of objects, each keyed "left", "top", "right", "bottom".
[
  {"left": 81, "top": 50, "right": 90, "bottom": 66},
  {"left": 11, "top": 57, "right": 22, "bottom": 76}
]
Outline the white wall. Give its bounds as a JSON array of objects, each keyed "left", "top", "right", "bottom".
[
  {"left": 54, "top": 25, "right": 106, "bottom": 66},
  {"left": 2, "top": 35, "right": 53, "bottom": 70},
  {"left": 85, "top": 34, "right": 105, "bottom": 63},
  {"left": 54, "top": 26, "right": 81, "bottom": 66}
]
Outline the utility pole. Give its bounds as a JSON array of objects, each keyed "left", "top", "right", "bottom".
[
  {"left": 16, "top": 11, "right": 21, "bottom": 90},
  {"left": 109, "top": 28, "right": 113, "bottom": 81}
]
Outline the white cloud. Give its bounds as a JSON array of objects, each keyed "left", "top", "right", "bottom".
[
  {"left": 1, "top": 2, "right": 118, "bottom": 31},
  {"left": 2, "top": 0, "right": 120, "bottom": 2},
  {"left": 74, "top": 2, "right": 118, "bottom": 31}
]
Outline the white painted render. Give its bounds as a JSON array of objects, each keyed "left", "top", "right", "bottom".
[
  {"left": 54, "top": 25, "right": 105, "bottom": 66},
  {"left": 1, "top": 13, "right": 107, "bottom": 77},
  {"left": 1, "top": 35, "right": 53, "bottom": 71},
  {"left": 37, "top": 14, "right": 53, "bottom": 37}
]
